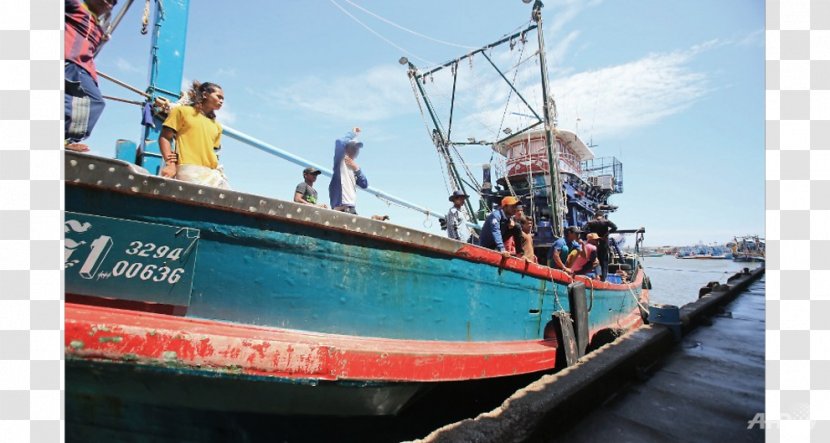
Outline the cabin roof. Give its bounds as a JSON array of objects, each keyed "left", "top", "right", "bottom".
[{"left": 493, "top": 128, "right": 594, "bottom": 161}]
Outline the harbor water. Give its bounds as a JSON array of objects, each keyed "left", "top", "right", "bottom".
[{"left": 643, "top": 255, "right": 763, "bottom": 306}]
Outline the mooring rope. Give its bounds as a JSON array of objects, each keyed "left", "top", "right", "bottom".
[
  {"left": 645, "top": 266, "right": 738, "bottom": 274},
  {"left": 621, "top": 274, "right": 649, "bottom": 316},
  {"left": 547, "top": 267, "right": 571, "bottom": 314}
]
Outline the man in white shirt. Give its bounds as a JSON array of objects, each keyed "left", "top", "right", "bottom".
[
  {"left": 446, "top": 190, "right": 470, "bottom": 241},
  {"left": 328, "top": 129, "right": 368, "bottom": 214}
]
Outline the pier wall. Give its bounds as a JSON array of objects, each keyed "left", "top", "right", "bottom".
[{"left": 415, "top": 266, "right": 765, "bottom": 443}]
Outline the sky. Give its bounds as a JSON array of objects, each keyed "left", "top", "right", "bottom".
[{"left": 85, "top": 0, "right": 765, "bottom": 247}]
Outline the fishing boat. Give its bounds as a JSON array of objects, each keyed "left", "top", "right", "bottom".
[
  {"left": 65, "top": 0, "right": 650, "bottom": 418},
  {"left": 730, "top": 235, "right": 765, "bottom": 262},
  {"left": 675, "top": 244, "right": 729, "bottom": 259}
]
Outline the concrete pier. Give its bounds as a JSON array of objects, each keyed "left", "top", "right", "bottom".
[{"left": 416, "top": 267, "right": 765, "bottom": 443}]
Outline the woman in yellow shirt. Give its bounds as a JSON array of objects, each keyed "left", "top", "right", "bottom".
[{"left": 159, "top": 81, "right": 229, "bottom": 189}]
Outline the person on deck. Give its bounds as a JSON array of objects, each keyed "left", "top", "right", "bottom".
[
  {"left": 329, "top": 129, "right": 368, "bottom": 214},
  {"left": 567, "top": 233, "right": 600, "bottom": 277},
  {"left": 582, "top": 212, "right": 618, "bottom": 281},
  {"left": 479, "top": 196, "right": 522, "bottom": 258},
  {"left": 446, "top": 190, "right": 470, "bottom": 242},
  {"left": 294, "top": 167, "right": 327, "bottom": 208},
  {"left": 64, "top": 0, "right": 116, "bottom": 152},
  {"left": 549, "top": 226, "right": 581, "bottom": 273},
  {"left": 158, "top": 81, "right": 229, "bottom": 189},
  {"left": 517, "top": 215, "right": 537, "bottom": 263}
]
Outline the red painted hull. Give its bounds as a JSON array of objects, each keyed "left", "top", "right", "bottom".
[{"left": 66, "top": 303, "right": 576, "bottom": 383}]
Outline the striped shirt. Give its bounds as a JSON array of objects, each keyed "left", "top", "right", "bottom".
[{"left": 65, "top": 0, "right": 104, "bottom": 82}]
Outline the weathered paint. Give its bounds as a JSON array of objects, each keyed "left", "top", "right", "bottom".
[
  {"left": 66, "top": 303, "right": 562, "bottom": 382},
  {"left": 65, "top": 153, "right": 648, "bottom": 384},
  {"left": 67, "top": 185, "right": 646, "bottom": 342}
]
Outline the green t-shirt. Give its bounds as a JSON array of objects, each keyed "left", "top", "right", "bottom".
[{"left": 295, "top": 182, "right": 318, "bottom": 204}]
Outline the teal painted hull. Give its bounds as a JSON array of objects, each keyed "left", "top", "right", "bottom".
[{"left": 66, "top": 154, "right": 646, "bottom": 343}]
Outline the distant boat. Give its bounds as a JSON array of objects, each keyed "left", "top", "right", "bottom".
[
  {"left": 675, "top": 244, "right": 729, "bottom": 259},
  {"left": 731, "top": 235, "right": 765, "bottom": 262}
]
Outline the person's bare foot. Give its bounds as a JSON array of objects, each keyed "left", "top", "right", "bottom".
[{"left": 65, "top": 143, "right": 90, "bottom": 152}]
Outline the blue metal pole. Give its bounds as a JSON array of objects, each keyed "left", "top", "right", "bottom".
[
  {"left": 140, "top": 0, "right": 191, "bottom": 174},
  {"left": 223, "top": 126, "right": 457, "bottom": 224}
]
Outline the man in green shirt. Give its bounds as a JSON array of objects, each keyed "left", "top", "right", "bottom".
[{"left": 294, "top": 167, "right": 328, "bottom": 208}]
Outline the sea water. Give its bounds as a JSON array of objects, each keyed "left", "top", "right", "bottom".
[{"left": 641, "top": 255, "right": 763, "bottom": 307}]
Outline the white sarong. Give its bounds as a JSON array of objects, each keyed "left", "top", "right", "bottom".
[{"left": 175, "top": 164, "right": 231, "bottom": 189}]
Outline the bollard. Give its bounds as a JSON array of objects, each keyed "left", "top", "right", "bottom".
[{"left": 648, "top": 304, "right": 682, "bottom": 341}]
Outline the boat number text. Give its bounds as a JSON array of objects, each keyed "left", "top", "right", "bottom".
[{"left": 70, "top": 236, "right": 186, "bottom": 284}]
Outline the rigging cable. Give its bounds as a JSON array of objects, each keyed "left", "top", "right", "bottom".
[
  {"left": 494, "top": 34, "right": 527, "bottom": 142},
  {"left": 329, "top": 0, "right": 436, "bottom": 67},
  {"left": 407, "top": 71, "right": 454, "bottom": 197},
  {"left": 341, "top": 0, "right": 477, "bottom": 50}
]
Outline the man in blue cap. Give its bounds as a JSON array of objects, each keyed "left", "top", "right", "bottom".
[{"left": 329, "top": 128, "right": 368, "bottom": 214}]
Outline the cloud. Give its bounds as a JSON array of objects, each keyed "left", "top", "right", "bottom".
[
  {"left": 548, "top": 48, "right": 708, "bottom": 137},
  {"left": 215, "top": 67, "right": 237, "bottom": 78},
  {"left": 268, "top": 64, "right": 413, "bottom": 122},
  {"left": 115, "top": 57, "right": 141, "bottom": 73},
  {"left": 547, "top": 30, "right": 580, "bottom": 68},
  {"left": 546, "top": 0, "right": 603, "bottom": 36},
  {"left": 264, "top": 20, "right": 726, "bottom": 141},
  {"left": 736, "top": 29, "right": 764, "bottom": 47},
  {"left": 448, "top": 43, "right": 710, "bottom": 141},
  {"left": 216, "top": 104, "right": 237, "bottom": 125}
]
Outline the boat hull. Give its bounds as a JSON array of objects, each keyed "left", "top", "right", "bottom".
[
  {"left": 64, "top": 153, "right": 648, "bottom": 415},
  {"left": 68, "top": 359, "right": 422, "bottom": 416},
  {"left": 65, "top": 153, "right": 646, "bottom": 344}
]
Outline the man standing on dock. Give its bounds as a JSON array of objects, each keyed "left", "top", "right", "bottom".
[
  {"left": 64, "top": 0, "right": 116, "bottom": 152},
  {"left": 480, "top": 196, "right": 522, "bottom": 258},
  {"left": 583, "top": 212, "right": 618, "bottom": 281},
  {"left": 329, "top": 128, "right": 368, "bottom": 214}
]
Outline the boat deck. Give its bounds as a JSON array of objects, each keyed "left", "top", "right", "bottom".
[{"left": 552, "top": 277, "right": 765, "bottom": 442}]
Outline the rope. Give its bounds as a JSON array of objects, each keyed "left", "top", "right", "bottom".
[
  {"left": 585, "top": 276, "right": 594, "bottom": 312},
  {"left": 102, "top": 95, "right": 143, "bottom": 106},
  {"left": 503, "top": 166, "right": 518, "bottom": 198},
  {"left": 644, "top": 266, "right": 737, "bottom": 274},
  {"left": 97, "top": 70, "right": 150, "bottom": 98},
  {"left": 547, "top": 267, "right": 571, "bottom": 314},
  {"left": 329, "top": 0, "right": 435, "bottom": 66},
  {"left": 341, "top": 0, "right": 476, "bottom": 50},
  {"left": 423, "top": 211, "right": 433, "bottom": 229},
  {"left": 494, "top": 37, "right": 526, "bottom": 142},
  {"left": 409, "top": 73, "right": 457, "bottom": 198},
  {"left": 621, "top": 273, "right": 649, "bottom": 316},
  {"left": 449, "top": 144, "right": 481, "bottom": 192},
  {"left": 141, "top": 0, "right": 150, "bottom": 34}
]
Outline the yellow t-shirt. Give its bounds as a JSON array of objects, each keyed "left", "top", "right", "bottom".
[{"left": 163, "top": 105, "right": 223, "bottom": 169}]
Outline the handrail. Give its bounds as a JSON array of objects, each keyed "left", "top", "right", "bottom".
[{"left": 222, "top": 125, "right": 479, "bottom": 229}]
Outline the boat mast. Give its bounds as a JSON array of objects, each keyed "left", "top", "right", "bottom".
[
  {"left": 405, "top": 61, "right": 478, "bottom": 225},
  {"left": 531, "top": 0, "right": 564, "bottom": 238},
  {"left": 141, "top": 0, "right": 191, "bottom": 166}
]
